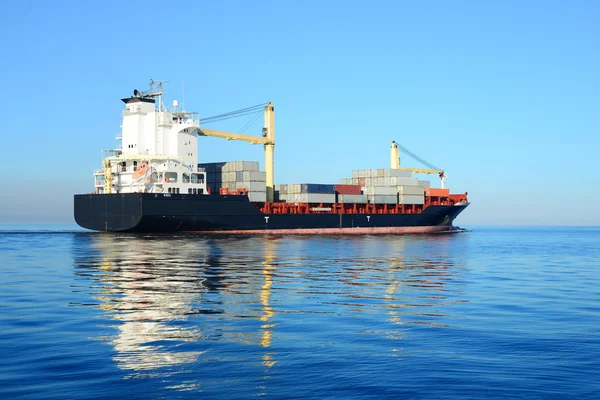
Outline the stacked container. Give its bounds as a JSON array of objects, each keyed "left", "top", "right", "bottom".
[
  {"left": 276, "top": 183, "right": 336, "bottom": 204},
  {"left": 198, "top": 161, "right": 267, "bottom": 202},
  {"left": 339, "top": 168, "right": 427, "bottom": 205}
]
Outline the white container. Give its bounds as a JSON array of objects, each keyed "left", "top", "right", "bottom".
[{"left": 352, "top": 170, "right": 359, "bottom": 178}]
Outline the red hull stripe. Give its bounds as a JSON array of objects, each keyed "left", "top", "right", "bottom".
[{"left": 186, "top": 226, "right": 454, "bottom": 235}]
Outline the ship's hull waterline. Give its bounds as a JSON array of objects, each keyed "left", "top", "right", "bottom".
[{"left": 74, "top": 193, "right": 468, "bottom": 233}]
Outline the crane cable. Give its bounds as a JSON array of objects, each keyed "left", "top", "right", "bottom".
[
  {"left": 396, "top": 143, "right": 442, "bottom": 171},
  {"left": 200, "top": 103, "right": 269, "bottom": 124}
]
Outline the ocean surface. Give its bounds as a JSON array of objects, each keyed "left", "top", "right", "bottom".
[{"left": 1, "top": 226, "right": 598, "bottom": 399}]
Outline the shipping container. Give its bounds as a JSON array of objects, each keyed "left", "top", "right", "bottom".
[
  {"left": 365, "top": 186, "right": 397, "bottom": 196},
  {"left": 417, "top": 180, "right": 431, "bottom": 189},
  {"left": 235, "top": 171, "right": 244, "bottom": 181},
  {"left": 399, "top": 185, "right": 425, "bottom": 195},
  {"left": 367, "top": 195, "right": 397, "bottom": 204},
  {"left": 334, "top": 184, "right": 362, "bottom": 195},
  {"left": 285, "top": 193, "right": 336, "bottom": 204},
  {"left": 338, "top": 194, "right": 368, "bottom": 204},
  {"left": 235, "top": 181, "right": 266, "bottom": 191},
  {"left": 248, "top": 192, "right": 267, "bottom": 202},
  {"left": 383, "top": 169, "right": 413, "bottom": 178},
  {"left": 399, "top": 194, "right": 425, "bottom": 205},
  {"left": 300, "top": 183, "right": 335, "bottom": 194},
  {"left": 286, "top": 184, "right": 302, "bottom": 194},
  {"left": 425, "top": 188, "right": 450, "bottom": 197},
  {"left": 390, "top": 177, "right": 419, "bottom": 186},
  {"left": 242, "top": 171, "right": 266, "bottom": 181}
]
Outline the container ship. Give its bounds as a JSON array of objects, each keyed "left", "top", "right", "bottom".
[{"left": 74, "top": 81, "right": 469, "bottom": 233}]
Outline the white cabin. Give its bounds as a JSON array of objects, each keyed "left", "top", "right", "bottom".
[{"left": 94, "top": 81, "right": 208, "bottom": 195}]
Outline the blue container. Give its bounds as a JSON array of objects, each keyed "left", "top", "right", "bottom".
[{"left": 300, "top": 184, "right": 335, "bottom": 194}]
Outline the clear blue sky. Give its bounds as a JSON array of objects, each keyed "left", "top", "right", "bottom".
[{"left": 1, "top": 0, "right": 598, "bottom": 226}]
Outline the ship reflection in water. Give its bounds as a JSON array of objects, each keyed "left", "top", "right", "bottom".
[{"left": 73, "top": 233, "right": 467, "bottom": 393}]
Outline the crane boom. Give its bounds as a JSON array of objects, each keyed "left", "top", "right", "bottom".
[
  {"left": 197, "top": 102, "right": 275, "bottom": 202},
  {"left": 395, "top": 167, "right": 443, "bottom": 174},
  {"left": 197, "top": 128, "right": 273, "bottom": 145},
  {"left": 390, "top": 140, "right": 446, "bottom": 188}
]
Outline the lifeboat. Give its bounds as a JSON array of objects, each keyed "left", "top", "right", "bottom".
[{"left": 132, "top": 162, "right": 148, "bottom": 179}]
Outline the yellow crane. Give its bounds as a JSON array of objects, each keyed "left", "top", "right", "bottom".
[
  {"left": 390, "top": 141, "right": 446, "bottom": 188},
  {"left": 197, "top": 102, "right": 276, "bottom": 201}
]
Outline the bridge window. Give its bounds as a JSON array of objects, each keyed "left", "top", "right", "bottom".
[
  {"left": 191, "top": 173, "right": 204, "bottom": 184},
  {"left": 165, "top": 172, "right": 178, "bottom": 183},
  {"left": 182, "top": 173, "right": 190, "bottom": 183},
  {"left": 121, "top": 162, "right": 126, "bottom": 172},
  {"left": 133, "top": 161, "right": 138, "bottom": 171}
]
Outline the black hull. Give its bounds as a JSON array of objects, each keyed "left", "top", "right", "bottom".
[{"left": 74, "top": 193, "right": 468, "bottom": 233}]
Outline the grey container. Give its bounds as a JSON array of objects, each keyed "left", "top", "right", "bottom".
[
  {"left": 278, "top": 184, "right": 289, "bottom": 194},
  {"left": 287, "top": 184, "right": 302, "bottom": 194},
  {"left": 236, "top": 171, "right": 244, "bottom": 181},
  {"left": 365, "top": 186, "right": 397, "bottom": 195},
  {"left": 235, "top": 181, "right": 266, "bottom": 191},
  {"left": 228, "top": 161, "right": 259, "bottom": 172},
  {"left": 383, "top": 169, "right": 413, "bottom": 178},
  {"left": 242, "top": 171, "right": 266, "bottom": 181},
  {"left": 221, "top": 162, "right": 233, "bottom": 172},
  {"left": 391, "top": 177, "right": 419, "bottom": 186},
  {"left": 248, "top": 192, "right": 267, "bottom": 202},
  {"left": 368, "top": 195, "right": 398, "bottom": 204},
  {"left": 399, "top": 194, "right": 425, "bottom": 205},
  {"left": 400, "top": 185, "right": 425, "bottom": 195},
  {"left": 338, "top": 194, "right": 368, "bottom": 204},
  {"left": 417, "top": 180, "right": 431, "bottom": 189}
]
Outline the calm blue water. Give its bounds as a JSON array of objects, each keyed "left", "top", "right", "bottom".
[{"left": 1, "top": 227, "right": 599, "bottom": 399}]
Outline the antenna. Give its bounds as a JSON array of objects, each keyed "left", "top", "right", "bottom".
[{"left": 147, "top": 78, "right": 169, "bottom": 111}]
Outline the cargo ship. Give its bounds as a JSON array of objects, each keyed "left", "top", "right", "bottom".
[{"left": 74, "top": 81, "right": 469, "bottom": 233}]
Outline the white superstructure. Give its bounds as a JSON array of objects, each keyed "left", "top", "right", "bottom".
[{"left": 94, "top": 80, "right": 208, "bottom": 195}]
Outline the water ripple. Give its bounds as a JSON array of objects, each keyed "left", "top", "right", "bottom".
[{"left": 1, "top": 228, "right": 599, "bottom": 398}]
